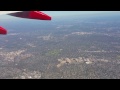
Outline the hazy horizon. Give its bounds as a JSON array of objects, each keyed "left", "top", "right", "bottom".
[{"left": 0, "top": 11, "right": 120, "bottom": 19}]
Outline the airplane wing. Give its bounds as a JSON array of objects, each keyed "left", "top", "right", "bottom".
[{"left": 0, "top": 11, "right": 52, "bottom": 35}]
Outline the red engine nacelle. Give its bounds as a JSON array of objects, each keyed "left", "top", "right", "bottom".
[{"left": 0, "top": 27, "right": 7, "bottom": 35}]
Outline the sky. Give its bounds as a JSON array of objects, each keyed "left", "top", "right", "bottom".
[
  {"left": 0, "top": 11, "right": 120, "bottom": 22},
  {"left": 43, "top": 11, "right": 120, "bottom": 17},
  {"left": 1, "top": 11, "right": 120, "bottom": 18}
]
